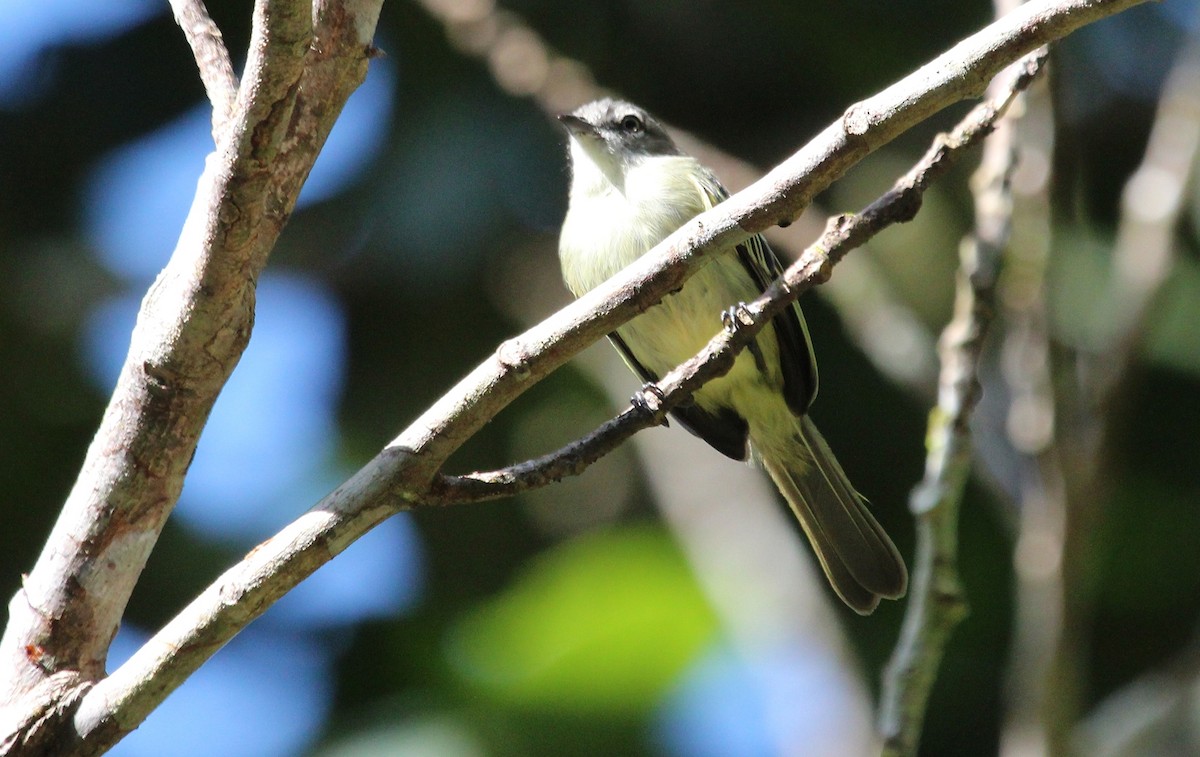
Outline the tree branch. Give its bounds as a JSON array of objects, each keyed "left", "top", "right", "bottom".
[
  {"left": 0, "top": 0, "right": 383, "bottom": 753},
  {"left": 1, "top": 0, "right": 1149, "bottom": 752},
  {"left": 878, "top": 49, "right": 1047, "bottom": 757},
  {"left": 169, "top": 0, "right": 239, "bottom": 137}
]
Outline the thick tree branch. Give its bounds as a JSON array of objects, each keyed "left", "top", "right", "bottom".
[
  {"left": 169, "top": 0, "right": 239, "bottom": 137},
  {"left": 4, "top": 0, "right": 1147, "bottom": 752},
  {"left": 0, "top": 0, "right": 383, "bottom": 753}
]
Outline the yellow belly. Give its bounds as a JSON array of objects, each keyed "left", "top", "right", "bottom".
[{"left": 613, "top": 253, "right": 782, "bottom": 415}]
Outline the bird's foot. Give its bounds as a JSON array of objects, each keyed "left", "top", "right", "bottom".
[
  {"left": 721, "top": 303, "right": 768, "bottom": 373},
  {"left": 721, "top": 302, "right": 754, "bottom": 335},
  {"left": 631, "top": 383, "right": 669, "bottom": 427}
]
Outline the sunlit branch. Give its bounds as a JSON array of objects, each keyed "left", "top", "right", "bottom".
[
  {"left": 169, "top": 0, "right": 239, "bottom": 137},
  {"left": 0, "top": 0, "right": 383, "bottom": 753}
]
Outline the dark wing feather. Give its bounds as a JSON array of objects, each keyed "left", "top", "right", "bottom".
[
  {"left": 608, "top": 332, "right": 749, "bottom": 460},
  {"left": 696, "top": 170, "right": 818, "bottom": 415},
  {"left": 734, "top": 234, "right": 819, "bottom": 415}
]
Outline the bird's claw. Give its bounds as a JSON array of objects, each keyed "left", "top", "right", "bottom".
[
  {"left": 631, "top": 383, "right": 669, "bottom": 427},
  {"left": 722, "top": 302, "right": 768, "bottom": 373},
  {"left": 721, "top": 302, "right": 753, "bottom": 334}
]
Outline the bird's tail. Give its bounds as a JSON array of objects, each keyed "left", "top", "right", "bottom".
[{"left": 757, "top": 415, "right": 907, "bottom": 614}]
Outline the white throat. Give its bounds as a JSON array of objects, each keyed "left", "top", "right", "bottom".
[{"left": 559, "top": 142, "right": 709, "bottom": 296}]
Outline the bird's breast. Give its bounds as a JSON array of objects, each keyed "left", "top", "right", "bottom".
[
  {"left": 557, "top": 156, "right": 780, "bottom": 411},
  {"left": 559, "top": 157, "right": 712, "bottom": 292}
]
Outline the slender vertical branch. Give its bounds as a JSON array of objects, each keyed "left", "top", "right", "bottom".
[{"left": 879, "top": 51, "right": 1045, "bottom": 757}]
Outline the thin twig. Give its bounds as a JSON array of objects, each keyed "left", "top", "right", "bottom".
[
  {"left": 432, "top": 55, "right": 1047, "bottom": 506},
  {"left": 169, "top": 0, "right": 239, "bottom": 138},
  {"left": 879, "top": 50, "right": 1048, "bottom": 757}
]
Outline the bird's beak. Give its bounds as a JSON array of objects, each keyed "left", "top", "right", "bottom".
[{"left": 557, "top": 113, "right": 598, "bottom": 138}]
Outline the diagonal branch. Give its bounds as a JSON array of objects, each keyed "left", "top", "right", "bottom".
[
  {"left": 55, "top": 0, "right": 1146, "bottom": 751},
  {"left": 390, "top": 0, "right": 1150, "bottom": 473},
  {"left": 169, "top": 0, "right": 239, "bottom": 137},
  {"left": 430, "top": 56, "right": 1047, "bottom": 507}
]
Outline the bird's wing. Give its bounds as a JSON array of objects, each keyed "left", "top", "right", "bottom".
[{"left": 694, "top": 172, "right": 819, "bottom": 415}]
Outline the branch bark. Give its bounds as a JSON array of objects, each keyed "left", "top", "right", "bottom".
[
  {"left": 168, "top": 0, "right": 239, "bottom": 136},
  {"left": 0, "top": 0, "right": 382, "bottom": 753},
  {"left": 72, "top": 0, "right": 1140, "bottom": 746}
]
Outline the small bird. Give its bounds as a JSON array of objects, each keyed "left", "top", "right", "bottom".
[{"left": 557, "top": 99, "right": 907, "bottom": 614}]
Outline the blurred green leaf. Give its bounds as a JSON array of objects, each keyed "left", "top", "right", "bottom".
[
  {"left": 314, "top": 715, "right": 486, "bottom": 757},
  {"left": 446, "top": 524, "right": 719, "bottom": 714},
  {"left": 1145, "top": 256, "right": 1200, "bottom": 377}
]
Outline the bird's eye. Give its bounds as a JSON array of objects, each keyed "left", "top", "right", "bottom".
[{"left": 620, "top": 114, "right": 644, "bottom": 133}]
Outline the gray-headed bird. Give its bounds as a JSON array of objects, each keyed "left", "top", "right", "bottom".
[{"left": 557, "top": 99, "right": 907, "bottom": 614}]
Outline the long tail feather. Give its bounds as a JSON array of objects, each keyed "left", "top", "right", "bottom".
[{"left": 758, "top": 415, "right": 907, "bottom": 614}]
